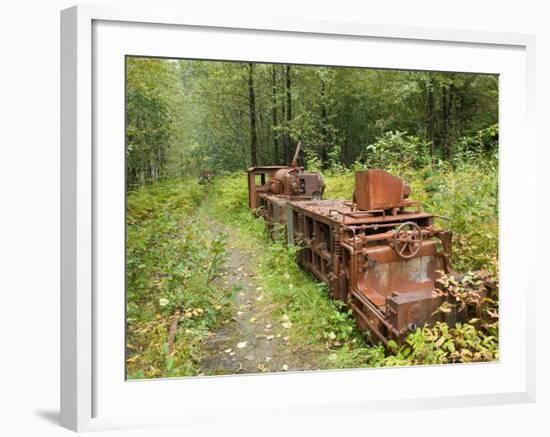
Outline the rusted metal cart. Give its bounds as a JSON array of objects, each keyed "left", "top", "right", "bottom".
[
  {"left": 247, "top": 149, "right": 479, "bottom": 344},
  {"left": 287, "top": 170, "right": 459, "bottom": 345}
]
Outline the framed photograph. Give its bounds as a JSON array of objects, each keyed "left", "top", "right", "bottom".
[{"left": 61, "top": 5, "right": 536, "bottom": 432}]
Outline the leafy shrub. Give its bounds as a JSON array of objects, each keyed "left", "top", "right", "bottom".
[
  {"left": 360, "top": 131, "right": 431, "bottom": 169},
  {"left": 454, "top": 124, "right": 498, "bottom": 163}
]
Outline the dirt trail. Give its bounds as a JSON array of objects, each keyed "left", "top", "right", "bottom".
[{"left": 200, "top": 224, "right": 308, "bottom": 375}]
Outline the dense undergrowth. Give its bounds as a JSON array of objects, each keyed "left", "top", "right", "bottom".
[
  {"left": 126, "top": 180, "right": 231, "bottom": 379},
  {"left": 126, "top": 158, "right": 499, "bottom": 376}
]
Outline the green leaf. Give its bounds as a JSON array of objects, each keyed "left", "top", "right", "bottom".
[
  {"left": 166, "top": 356, "right": 175, "bottom": 371},
  {"left": 387, "top": 340, "right": 399, "bottom": 351}
]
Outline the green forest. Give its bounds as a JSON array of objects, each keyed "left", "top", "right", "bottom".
[
  {"left": 126, "top": 57, "right": 498, "bottom": 183},
  {"left": 126, "top": 57, "right": 499, "bottom": 379}
]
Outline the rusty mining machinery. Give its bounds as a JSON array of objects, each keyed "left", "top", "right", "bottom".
[{"left": 247, "top": 145, "right": 480, "bottom": 345}]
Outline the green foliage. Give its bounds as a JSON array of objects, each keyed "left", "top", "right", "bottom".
[
  {"left": 406, "top": 160, "right": 498, "bottom": 272},
  {"left": 454, "top": 123, "right": 499, "bottom": 162},
  {"left": 383, "top": 320, "right": 498, "bottom": 366},
  {"left": 126, "top": 58, "right": 498, "bottom": 180},
  {"left": 126, "top": 180, "right": 232, "bottom": 378},
  {"left": 126, "top": 58, "right": 185, "bottom": 186},
  {"left": 360, "top": 130, "right": 431, "bottom": 169}
]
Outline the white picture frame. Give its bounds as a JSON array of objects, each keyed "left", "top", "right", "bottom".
[{"left": 60, "top": 5, "right": 537, "bottom": 432}]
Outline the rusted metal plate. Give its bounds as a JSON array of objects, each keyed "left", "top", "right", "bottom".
[
  {"left": 354, "top": 169, "right": 411, "bottom": 211},
  {"left": 291, "top": 199, "right": 433, "bottom": 226}
]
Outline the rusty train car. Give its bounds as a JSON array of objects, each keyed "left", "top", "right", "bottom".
[{"left": 247, "top": 152, "right": 472, "bottom": 346}]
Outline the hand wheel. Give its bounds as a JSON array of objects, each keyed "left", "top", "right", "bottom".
[{"left": 393, "top": 221, "right": 423, "bottom": 259}]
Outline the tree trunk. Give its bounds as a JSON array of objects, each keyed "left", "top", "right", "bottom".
[
  {"left": 280, "top": 65, "right": 286, "bottom": 162},
  {"left": 285, "top": 65, "right": 292, "bottom": 163},
  {"left": 447, "top": 84, "right": 454, "bottom": 161},
  {"left": 441, "top": 84, "right": 454, "bottom": 161},
  {"left": 271, "top": 65, "right": 279, "bottom": 164},
  {"left": 426, "top": 77, "right": 435, "bottom": 158},
  {"left": 442, "top": 86, "right": 449, "bottom": 160},
  {"left": 320, "top": 78, "right": 329, "bottom": 165},
  {"left": 248, "top": 63, "right": 258, "bottom": 166}
]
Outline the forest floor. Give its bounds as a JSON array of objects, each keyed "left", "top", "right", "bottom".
[{"left": 199, "top": 211, "right": 319, "bottom": 375}]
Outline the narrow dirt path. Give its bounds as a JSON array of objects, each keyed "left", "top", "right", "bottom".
[{"left": 199, "top": 223, "right": 306, "bottom": 375}]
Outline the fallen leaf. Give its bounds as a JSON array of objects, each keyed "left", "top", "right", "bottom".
[
  {"left": 282, "top": 321, "right": 293, "bottom": 329},
  {"left": 282, "top": 314, "right": 290, "bottom": 322},
  {"left": 214, "top": 304, "right": 222, "bottom": 310},
  {"left": 256, "top": 286, "right": 263, "bottom": 291},
  {"left": 257, "top": 363, "right": 267, "bottom": 372},
  {"left": 249, "top": 317, "right": 257, "bottom": 323},
  {"left": 283, "top": 336, "right": 290, "bottom": 341},
  {"left": 224, "top": 348, "right": 232, "bottom": 353},
  {"left": 237, "top": 311, "right": 244, "bottom": 316},
  {"left": 237, "top": 341, "right": 248, "bottom": 349}
]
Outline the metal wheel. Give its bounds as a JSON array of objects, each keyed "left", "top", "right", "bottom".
[{"left": 393, "top": 221, "right": 423, "bottom": 259}]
